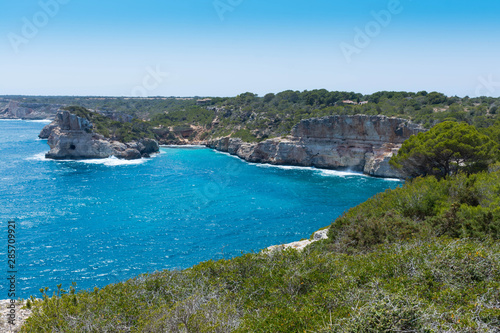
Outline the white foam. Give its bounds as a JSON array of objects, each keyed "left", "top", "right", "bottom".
[
  {"left": 0, "top": 118, "right": 22, "bottom": 121},
  {"left": 384, "top": 178, "right": 403, "bottom": 182},
  {"left": 27, "top": 153, "right": 148, "bottom": 166},
  {"left": 214, "top": 151, "right": 245, "bottom": 160},
  {"left": 80, "top": 156, "right": 147, "bottom": 166},
  {"left": 161, "top": 145, "right": 206, "bottom": 148},
  {"left": 256, "top": 163, "right": 316, "bottom": 172},
  {"left": 150, "top": 151, "right": 161, "bottom": 157},
  {"left": 26, "top": 152, "right": 47, "bottom": 161},
  {"left": 317, "top": 169, "right": 368, "bottom": 178},
  {"left": 255, "top": 163, "right": 375, "bottom": 178},
  {"left": 26, "top": 119, "right": 52, "bottom": 123}
]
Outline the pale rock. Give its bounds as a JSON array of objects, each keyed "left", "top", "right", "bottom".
[
  {"left": 45, "top": 127, "right": 114, "bottom": 159},
  {"left": 42, "top": 111, "right": 160, "bottom": 160},
  {"left": 266, "top": 230, "right": 330, "bottom": 252}
]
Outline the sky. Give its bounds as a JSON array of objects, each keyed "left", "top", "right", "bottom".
[{"left": 0, "top": 0, "right": 499, "bottom": 97}]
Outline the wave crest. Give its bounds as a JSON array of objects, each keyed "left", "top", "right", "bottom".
[{"left": 27, "top": 153, "right": 148, "bottom": 166}]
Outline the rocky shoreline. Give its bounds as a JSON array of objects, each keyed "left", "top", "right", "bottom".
[
  {"left": 40, "top": 111, "right": 159, "bottom": 160},
  {"left": 207, "top": 115, "right": 424, "bottom": 178}
]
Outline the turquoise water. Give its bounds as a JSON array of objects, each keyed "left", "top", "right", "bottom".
[{"left": 0, "top": 120, "right": 402, "bottom": 298}]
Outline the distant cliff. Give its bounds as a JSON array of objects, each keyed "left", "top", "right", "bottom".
[
  {"left": 40, "top": 111, "right": 159, "bottom": 160},
  {"left": 0, "top": 101, "right": 61, "bottom": 120},
  {"left": 207, "top": 115, "right": 424, "bottom": 178}
]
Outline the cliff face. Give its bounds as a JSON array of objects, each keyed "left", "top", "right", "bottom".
[
  {"left": 207, "top": 115, "right": 424, "bottom": 178},
  {"left": 41, "top": 111, "right": 159, "bottom": 160}
]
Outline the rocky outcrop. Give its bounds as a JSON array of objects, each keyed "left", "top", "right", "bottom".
[
  {"left": 207, "top": 115, "right": 424, "bottom": 178},
  {"left": 266, "top": 229, "right": 329, "bottom": 252},
  {"left": 38, "top": 122, "right": 59, "bottom": 139},
  {"left": 42, "top": 111, "right": 159, "bottom": 160}
]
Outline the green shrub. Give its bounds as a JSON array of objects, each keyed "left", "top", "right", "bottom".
[
  {"left": 231, "top": 129, "right": 259, "bottom": 142},
  {"left": 328, "top": 170, "right": 500, "bottom": 253}
]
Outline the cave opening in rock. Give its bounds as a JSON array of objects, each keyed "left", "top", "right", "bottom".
[{"left": 69, "top": 144, "right": 76, "bottom": 150}]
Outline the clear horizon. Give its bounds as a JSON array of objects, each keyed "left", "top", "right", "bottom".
[{"left": 1, "top": 0, "right": 500, "bottom": 98}]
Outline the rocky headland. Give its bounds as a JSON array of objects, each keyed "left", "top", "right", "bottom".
[
  {"left": 39, "top": 111, "right": 159, "bottom": 160},
  {"left": 207, "top": 115, "right": 424, "bottom": 178}
]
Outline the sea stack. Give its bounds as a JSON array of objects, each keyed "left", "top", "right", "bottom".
[{"left": 40, "top": 111, "right": 159, "bottom": 160}]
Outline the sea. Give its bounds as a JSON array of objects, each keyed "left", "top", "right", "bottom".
[{"left": 0, "top": 120, "right": 402, "bottom": 298}]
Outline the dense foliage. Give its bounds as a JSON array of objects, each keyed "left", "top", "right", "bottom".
[
  {"left": 61, "top": 106, "right": 157, "bottom": 143},
  {"left": 21, "top": 169, "right": 500, "bottom": 332},
  {"left": 197, "top": 91, "right": 500, "bottom": 141},
  {"left": 327, "top": 169, "right": 500, "bottom": 253},
  {"left": 390, "top": 121, "right": 499, "bottom": 178}
]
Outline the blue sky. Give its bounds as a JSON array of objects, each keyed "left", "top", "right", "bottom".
[{"left": 1, "top": 0, "right": 499, "bottom": 97}]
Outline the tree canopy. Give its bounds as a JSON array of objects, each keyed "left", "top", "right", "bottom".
[{"left": 390, "top": 121, "right": 498, "bottom": 178}]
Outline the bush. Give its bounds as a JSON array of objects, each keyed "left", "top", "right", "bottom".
[{"left": 327, "top": 170, "right": 500, "bottom": 254}]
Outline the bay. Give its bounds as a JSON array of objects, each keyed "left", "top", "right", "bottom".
[{"left": 0, "top": 120, "right": 402, "bottom": 298}]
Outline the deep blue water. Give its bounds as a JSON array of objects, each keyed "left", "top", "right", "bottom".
[{"left": 0, "top": 120, "right": 402, "bottom": 298}]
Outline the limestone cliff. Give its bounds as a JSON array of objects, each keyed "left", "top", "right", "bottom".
[
  {"left": 207, "top": 115, "right": 424, "bottom": 178},
  {"left": 41, "top": 111, "right": 159, "bottom": 160}
]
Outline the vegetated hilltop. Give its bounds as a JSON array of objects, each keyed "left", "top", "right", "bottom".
[
  {"left": 57, "top": 106, "right": 157, "bottom": 144},
  {"left": 147, "top": 90, "right": 500, "bottom": 144},
  {"left": 21, "top": 163, "right": 500, "bottom": 332},
  {"left": 4, "top": 90, "right": 500, "bottom": 144}
]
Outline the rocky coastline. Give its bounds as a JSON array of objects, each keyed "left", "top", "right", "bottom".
[
  {"left": 39, "top": 111, "right": 159, "bottom": 160},
  {"left": 207, "top": 115, "right": 424, "bottom": 178}
]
